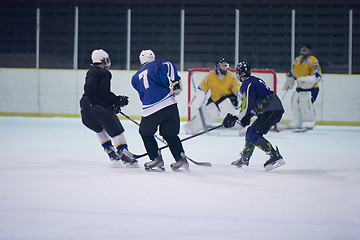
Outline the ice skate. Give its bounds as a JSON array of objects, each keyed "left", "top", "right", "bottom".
[
  {"left": 105, "top": 145, "right": 121, "bottom": 161},
  {"left": 144, "top": 154, "right": 165, "bottom": 172},
  {"left": 170, "top": 153, "right": 189, "bottom": 171},
  {"left": 264, "top": 146, "right": 285, "bottom": 171},
  {"left": 231, "top": 151, "right": 251, "bottom": 170},
  {"left": 118, "top": 148, "right": 139, "bottom": 168}
]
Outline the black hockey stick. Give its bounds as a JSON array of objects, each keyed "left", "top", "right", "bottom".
[
  {"left": 132, "top": 124, "right": 223, "bottom": 159},
  {"left": 119, "top": 111, "right": 219, "bottom": 166}
]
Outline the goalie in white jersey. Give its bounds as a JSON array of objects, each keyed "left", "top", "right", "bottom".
[
  {"left": 283, "top": 44, "right": 322, "bottom": 129},
  {"left": 184, "top": 58, "right": 241, "bottom": 134}
]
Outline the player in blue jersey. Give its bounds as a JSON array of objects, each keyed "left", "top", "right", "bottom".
[
  {"left": 131, "top": 49, "right": 188, "bottom": 171},
  {"left": 222, "top": 62, "right": 285, "bottom": 171}
]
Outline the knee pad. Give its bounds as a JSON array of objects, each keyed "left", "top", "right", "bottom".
[{"left": 246, "top": 126, "right": 262, "bottom": 145}]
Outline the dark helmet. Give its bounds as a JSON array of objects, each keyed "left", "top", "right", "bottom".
[
  {"left": 300, "top": 44, "right": 313, "bottom": 58},
  {"left": 236, "top": 61, "right": 251, "bottom": 79},
  {"left": 216, "top": 58, "right": 230, "bottom": 75}
]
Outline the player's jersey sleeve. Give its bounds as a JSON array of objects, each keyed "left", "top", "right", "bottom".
[
  {"left": 160, "top": 61, "right": 181, "bottom": 82},
  {"left": 198, "top": 72, "right": 212, "bottom": 93}
]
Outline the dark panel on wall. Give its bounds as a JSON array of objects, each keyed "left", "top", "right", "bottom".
[{"left": 0, "top": 0, "right": 359, "bottom": 73}]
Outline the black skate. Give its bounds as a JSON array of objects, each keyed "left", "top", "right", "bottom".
[
  {"left": 170, "top": 153, "right": 189, "bottom": 172},
  {"left": 263, "top": 146, "right": 285, "bottom": 171},
  {"left": 105, "top": 146, "right": 121, "bottom": 161},
  {"left": 231, "top": 151, "right": 251, "bottom": 170},
  {"left": 144, "top": 154, "right": 165, "bottom": 172},
  {"left": 118, "top": 148, "right": 139, "bottom": 168}
]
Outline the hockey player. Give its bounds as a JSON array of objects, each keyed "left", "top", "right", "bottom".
[
  {"left": 79, "top": 49, "right": 138, "bottom": 167},
  {"left": 222, "top": 62, "right": 285, "bottom": 171},
  {"left": 283, "top": 44, "right": 322, "bottom": 129},
  {"left": 131, "top": 49, "right": 188, "bottom": 172},
  {"left": 183, "top": 58, "right": 241, "bottom": 134}
]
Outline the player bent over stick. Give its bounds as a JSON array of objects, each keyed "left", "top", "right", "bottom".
[
  {"left": 222, "top": 62, "right": 285, "bottom": 171},
  {"left": 131, "top": 49, "right": 189, "bottom": 172},
  {"left": 80, "top": 49, "right": 138, "bottom": 167}
]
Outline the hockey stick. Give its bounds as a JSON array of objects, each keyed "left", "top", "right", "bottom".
[
  {"left": 119, "top": 111, "right": 214, "bottom": 166},
  {"left": 131, "top": 122, "right": 223, "bottom": 159}
]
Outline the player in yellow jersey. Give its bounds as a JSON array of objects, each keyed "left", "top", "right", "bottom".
[
  {"left": 283, "top": 44, "right": 322, "bottom": 129},
  {"left": 184, "top": 58, "right": 241, "bottom": 134}
]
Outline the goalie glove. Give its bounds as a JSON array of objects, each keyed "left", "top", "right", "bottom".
[
  {"left": 171, "top": 79, "right": 183, "bottom": 96},
  {"left": 223, "top": 113, "right": 238, "bottom": 128},
  {"left": 282, "top": 73, "right": 295, "bottom": 91},
  {"left": 297, "top": 75, "right": 319, "bottom": 89}
]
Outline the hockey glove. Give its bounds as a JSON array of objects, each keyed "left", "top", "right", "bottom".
[
  {"left": 240, "top": 115, "right": 251, "bottom": 127},
  {"left": 223, "top": 113, "right": 238, "bottom": 128},
  {"left": 111, "top": 104, "right": 121, "bottom": 114},
  {"left": 171, "top": 79, "right": 183, "bottom": 96},
  {"left": 111, "top": 95, "right": 129, "bottom": 114},
  {"left": 116, "top": 95, "right": 129, "bottom": 107},
  {"left": 282, "top": 73, "right": 296, "bottom": 91}
]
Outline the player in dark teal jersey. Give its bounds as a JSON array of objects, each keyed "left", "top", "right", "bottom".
[{"left": 223, "top": 62, "right": 285, "bottom": 171}]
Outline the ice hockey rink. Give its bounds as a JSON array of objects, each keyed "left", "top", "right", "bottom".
[{"left": 1, "top": 116, "right": 359, "bottom": 240}]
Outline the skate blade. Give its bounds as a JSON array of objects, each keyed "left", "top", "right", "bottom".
[
  {"left": 231, "top": 164, "right": 247, "bottom": 171},
  {"left": 111, "top": 160, "right": 123, "bottom": 168},
  {"left": 171, "top": 167, "right": 190, "bottom": 172},
  {"left": 145, "top": 167, "right": 166, "bottom": 172},
  {"left": 264, "top": 159, "right": 285, "bottom": 171},
  {"left": 123, "top": 162, "right": 139, "bottom": 168}
]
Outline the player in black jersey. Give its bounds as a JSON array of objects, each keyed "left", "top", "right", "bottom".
[{"left": 79, "top": 49, "right": 138, "bottom": 167}]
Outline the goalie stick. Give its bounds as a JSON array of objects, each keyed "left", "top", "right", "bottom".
[{"left": 119, "top": 111, "right": 213, "bottom": 167}]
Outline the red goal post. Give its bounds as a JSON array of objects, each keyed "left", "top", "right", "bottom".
[{"left": 187, "top": 68, "right": 278, "bottom": 121}]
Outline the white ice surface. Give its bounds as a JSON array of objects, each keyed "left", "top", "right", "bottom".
[{"left": 1, "top": 116, "right": 360, "bottom": 240}]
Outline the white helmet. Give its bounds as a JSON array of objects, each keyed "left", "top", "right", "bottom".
[
  {"left": 91, "top": 49, "right": 111, "bottom": 69},
  {"left": 139, "top": 49, "right": 155, "bottom": 65}
]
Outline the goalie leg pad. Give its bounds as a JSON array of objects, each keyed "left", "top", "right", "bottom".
[
  {"left": 189, "top": 89, "right": 206, "bottom": 110},
  {"left": 299, "top": 91, "right": 315, "bottom": 129},
  {"left": 183, "top": 102, "right": 220, "bottom": 134},
  {"left": 183, "top": 115, "right": 203, "bottom": 135},
  {"left": 203, "top": 102, "right": 220, "bottom": 125},
  {"left": 289, "top": 91, "right": 302, "bottom": 128},
  {"left": 217, "top": 98, "right": 236, "bottom": 118}
]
